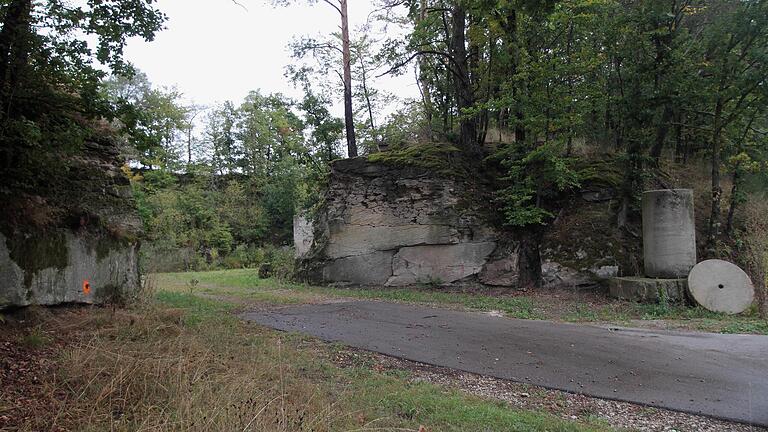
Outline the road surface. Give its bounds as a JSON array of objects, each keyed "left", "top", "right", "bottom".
[{"left": 241, "top": 301, "right": 768, "bottom": 426}]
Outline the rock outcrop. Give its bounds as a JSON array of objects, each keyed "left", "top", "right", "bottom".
[
  {"left": 0, "top": 133, "right": 142, "bottom": 308},
  {"left": 296, "top": 158, "right": 505, "bottom": 286},
  {"left": 296, "top": 157, "right": 638, "bottom": 289}
]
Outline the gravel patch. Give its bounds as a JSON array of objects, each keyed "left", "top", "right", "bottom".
[{"left": 329, "top": 346, "right": 765, "bottom": 432}]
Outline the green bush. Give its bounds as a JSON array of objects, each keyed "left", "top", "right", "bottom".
[
  {"left": 142, "top": 241, "right": 294, "bottom": 274},
  {"left": 263, "top": 246, "right": 295, "bottom": 279}
]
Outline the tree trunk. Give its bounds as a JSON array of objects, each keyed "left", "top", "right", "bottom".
[
  {"left": 725, "top": 109, "right": 758, "bottom": 237},
  {"left": 650, "top": 104, "right": 673, "bottom": 163},
  {"left": 725, "top": 167, "right": 740, "bottom": 237},
  {"left": 340, "top": 0, "right": 357, "bottom": 157},
  {"left": 565, "top": 20, "right": 574, "bottom": 156},
  {"left": 449, "top": 4, "right": 477, "bottom": 155},
  {"left": 358, "top": 52, "right": 377, "bottom": 148},
  {"left": 502, "top": 9, "right": 525, "bottom": 144},
  {"left": 673, "top": 111, "right": 684, "bottom": 163},
  {"left": 517, "top": 229, "right": 543, "bottom": 289},
  {"left": 417, "top": 0, "right": 433, "bottom": 140}
]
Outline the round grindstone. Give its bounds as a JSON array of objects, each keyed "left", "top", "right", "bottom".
[{"left": 687, "top": 259, "right": 754, "bottom": 314}]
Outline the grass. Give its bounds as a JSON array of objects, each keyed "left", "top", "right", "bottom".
[
  {"left": 155, "top": 269, "right": 768, "bottom": 335},
  {"left": 156, "top": 269, "right": 542, "bottom": 319},
  {"left": 13, "top": 291, "right": 616, "bottom": 431},
  {"left": 20, "top": 326, "right": 52, "bottom": 348}
]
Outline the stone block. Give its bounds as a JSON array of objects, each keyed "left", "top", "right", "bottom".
[
  {"left": 479, "top": 254, "right": 518, "bottom": 286},
  {"left": 0, "top": 232, "right": 140, "bottom": 308},
  {"left": 326, "top": 223, "right": 460, "bottom": 258},
  {"left": 608, "top": 277, "right": 687, "bottom": 303},
  {"left": 322, "top": 251, "right": 395, "bottom": 285},
  {"left": 542, "top": 261, "right": 597, "bottom": 288},
  {"left": 386, "top": 242, "right": 496, "bottom": 286},
  {"left": 293, "top": 214, "right": 314, "bottom": 258}
]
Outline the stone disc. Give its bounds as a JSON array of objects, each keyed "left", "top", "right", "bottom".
[{"left": 687, "top": 259, "right": 754, "bottom": 314}]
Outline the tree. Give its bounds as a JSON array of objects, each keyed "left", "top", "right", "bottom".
[
  {"left": 299, "top": 88, "right": 344, "bottom": 165},
  {"left": 698, "top": 0, "right": 768, "bottom": 253},
  {"left": 274, "top": 0, "right": 358, "bottom": 157},
  {"left": 0, "top": 0, "right": 166, "bottom": 187},
  {"left": 205, "top": 102, "right": 242, "bottom": 177},
  {"left": 103, "top": 72, "right": 189, "bottom": 170}
]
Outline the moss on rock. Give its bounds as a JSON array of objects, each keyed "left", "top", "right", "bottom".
[
  {"left": 5, "top": 230, "right": 68, "bottom": 288},
  {"left": 367, "top": 143, "right": 465, "bottom": 177}
]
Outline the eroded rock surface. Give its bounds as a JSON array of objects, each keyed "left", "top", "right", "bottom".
[
  {"left": 0, "top": 232, "right": 139, "bottom": 307},
  {"left": 296, "top": 159, "right": 500, "bottom": 286},
  {"left": 1, "top": 134, "right": 142, "bottom": 308},
  {"left": 296, "top": 158, "right": 638, "bottom": 288}
]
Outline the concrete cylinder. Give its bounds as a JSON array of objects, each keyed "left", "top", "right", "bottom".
[{"left": 642, "top": 189, "right": 697, "bottom": 278}]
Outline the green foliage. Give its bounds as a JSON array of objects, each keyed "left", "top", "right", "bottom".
[
  {"left": 0, "top": 0, "right": 166, "bottom": 189},
  {"left": 103, "top": 72, "right": 189, "bottom": 169},
  {"left": 495, "top": 141, "right": 581, "bottom": 227}
]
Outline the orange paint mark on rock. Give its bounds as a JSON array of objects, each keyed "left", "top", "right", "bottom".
[{"left": 82, "top": 279, "right": 91, "bottom": 295}]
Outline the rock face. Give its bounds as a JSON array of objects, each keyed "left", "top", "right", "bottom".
[
  {"left": 0, "top": 134, "right": 142, "bottom": 308},
  {"left": 296, "top": 158, "right": 640, "bottom": 288},
  {"left": 0, "top": 231, "right": 139, "bottom": 307},
  {"left": 296, "top": 158, "right": 503, "bottom": 286}
]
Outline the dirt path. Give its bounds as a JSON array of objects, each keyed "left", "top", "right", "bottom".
[{"left": 242, "top": 300, "right": 768, "bottom": 427}]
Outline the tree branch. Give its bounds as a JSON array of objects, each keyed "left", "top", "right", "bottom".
[{"left": 320, "top": 0, "right": 342, "bottom": 16}]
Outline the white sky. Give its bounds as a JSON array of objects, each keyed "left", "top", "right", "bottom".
[{"left": 123, "top": 0, "right": 419, "bottom": 114}]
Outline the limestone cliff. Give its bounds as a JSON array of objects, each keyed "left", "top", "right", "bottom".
[
  {"left": 295, "top": 158, "right": 505, "bottom": 286},
  {"left": 296, "top": 157, "right": 635, "bottom": 288},
  {"left": 0, "top": 133, "right": 142, "bottom": 308}
]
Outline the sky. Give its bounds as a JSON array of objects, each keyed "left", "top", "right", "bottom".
[{"left": 123, "top": 0, "right": 419, "bottom": 114}]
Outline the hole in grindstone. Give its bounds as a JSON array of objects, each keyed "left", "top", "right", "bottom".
[{"left": 718, "top": 284, "right": 725, "bottom": 289}]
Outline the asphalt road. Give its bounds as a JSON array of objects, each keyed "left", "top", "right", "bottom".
[{"left": 241, "top": 301, "right": 768, "bottom": 426}]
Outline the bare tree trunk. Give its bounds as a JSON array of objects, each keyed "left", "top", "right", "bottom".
[
  {"left": 358, "top": 51, "right": 377, "bottom": 148},
  {"left": 650, "top": 104, "right": 673, "bottom": 163},
  {"left": 502, "top": 9, "right": 525, "bottom": 144},
  {"left": 185, "top": 108, "right": 201, "bottom": 168},
  {"left": 417, "top": 0, "right": 433, "bottom": 140},
  {"left": 565, "top": 20, "right": 574, "bottom": 155},
  {"left": 449, "top": 4, "right": 477, "bottom": 155},
  {"left": 340, "top": 0, "right": 357, "bottom": 157},
  {"left": 517, "top": 229, "right": 543, "bottom": 289},
  {"left": 725, "top": 167, "right": 740, "bottom": 236},
  {"left": 674, "top": 111, "right": 684, "bottom": 163},
  {"left": 725, "top": 109, "right": 758, "bottom": 237}
]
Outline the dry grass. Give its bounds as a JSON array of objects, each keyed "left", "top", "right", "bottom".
[{"left": 38, "top": 307, "right": 347, "bottom": 431}]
